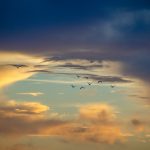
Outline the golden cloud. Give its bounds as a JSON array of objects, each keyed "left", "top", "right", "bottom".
[
  {"left": 0, "top": 51, "right": 42, "bottom": 65},
  {"left": 46, "top": 123, "right": 126, "bottom": 144},
  {"left": 131, "top": 118, "right": 150, "bottom": 133},
  {"left": 131, "top": 118, "right": 144, "bottom": 131},
  {"left": 0, "top": 100, "right": 49, "bottom": 116},
  {"left": 0, "top": 99, "right": 66, "bottom": 137},
  {"left": 79, "top": 103, "right": 117, "bottom": 123},
  {"left": 0, "top": 52, "right": 148, "bottom": 144},
  {"left": 0, "top": 101, "right": 129, "bottom": 144},
  {"left": 0, "top": 66, "right": 33, "bottom": 88},
  {"left": 0, "top": 52, "right": 43, "bottom": 88}
]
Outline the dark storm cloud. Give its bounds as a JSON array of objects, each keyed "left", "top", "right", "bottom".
[
  {"left": 121, "top": 53, "right": 150, "bottom": 82},
  {"left": 0, "top": 0, "right": 150, "bottom": 83},
  {"left": 1, "top": 0, "right": 149, "bottom": 34},
  {"left": 0, "top": 0, "right": 150, "bottom": 50}
]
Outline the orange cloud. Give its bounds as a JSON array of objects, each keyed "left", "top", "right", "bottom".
[
  {"left": 0, "top": 99, "right": 66, "bottom": 137},
  {"left": 0, "top": 66, "right": 34, "bottom": 88},
  {"left": 0, "top": 52, "right": 43, "bottom": 88},
  {"left": 131, "top": 118, "right": 149, "bottom": 133},
  {"left": 0, "top": 100, "right": 49, "bottom": 116},
  {"left": 0, "top": 101, "right": 129, "bottom": 144},
  {"left": 79, "top": 103, "right": 117, "bottom": 123}
]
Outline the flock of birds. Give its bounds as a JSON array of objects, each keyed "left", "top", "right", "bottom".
[
  {"left": 7, "top": 63, "right": 116, "bottom": 90},
  {"left": 70, "top": 75, "right": 115, "bottom": 90}
]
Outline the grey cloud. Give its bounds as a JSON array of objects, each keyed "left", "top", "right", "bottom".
[
  {"left": 27, "top": 69, "right": 52, "bottom": 73},
  {"left": 55, "top": 72, "right": 133, "bottom": 83},
  {"left": 1, "top": 9, "right": 150, "bottom": 84},
  {"left": 56, "top": 63, "right": 105, "bottom": 70}
]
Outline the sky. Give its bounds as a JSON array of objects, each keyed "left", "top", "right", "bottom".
[{"left": 0, "top": 0, "right": 150, "bottom": 150}]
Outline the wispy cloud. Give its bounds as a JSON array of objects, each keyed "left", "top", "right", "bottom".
[{"left": 17, "top": 92, "right": 43, "bottom": 97}]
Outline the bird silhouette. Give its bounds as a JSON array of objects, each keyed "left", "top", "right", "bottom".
[
  {"left": 71, "top": 85, "right": 76, "bottom": 88},
  {"left": 9, "top": 64, "right": 28, "bottom": 69},
  {"left": 76, "top": 75, "right": 80, "bottom": 78},
  {"left": 90, "top": 60, "right": 94, "bottom": 63},
  {"left": 111, "top": 85, "right": 115, "bottom": 88},
  {"left": 80, "top": 86, "right": 85, "bottom": 90},
  {"left": 98, "top": 80, "right": 102, "bottom": 83},
  {"left": 88, "top": 82, "right": 92, "bottom": 85}
]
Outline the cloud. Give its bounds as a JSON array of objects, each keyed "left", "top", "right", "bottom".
[
  {"left": 127, "top": 80, "right": 150, "bottom": 105},
  {"left": 0, "top": 52, "right": 43, "bottom": 88},
  {"left": 0, "top": 100, "right": 49, "bottom": 116},
  {"left": 27, "top": 69, "right": 52, "bottom": 73},
  {"left": 17, "top": 92, "right": 43, "bottom": 97},
  {"left": 131, "top": 118, "right": 148, "bottom": 133},
  {"left": 0, "top": 9, "right": 150, "bottom": 89},
  {"left": 0, "top": 99, "right": 66, "bottom": 137},
  {"left": 1, "top": 5, "right": 150, "bottom": 149},
  {"left": 39, "top": 59, "right": 133, "bottom": 84},
  {"left": 0, "top": 100, "right": 130, "bottom": 144},
  {"left": 45, "top": 103, "right": 128, "bottom": 144},
  {"left": 0, "top": 52, "right": 42, "bottom": 65},
  {"left": 79, "top": 104, "right": 117, "bottom": 123},
  {"left": 55, "top": 62, "right": 105, "bottom": 70},
  {"left": 28, "top": 76, "right": 132, "bottom": 86},
  {"left": 7, "top": 143, "right": 34, "bottom": 150},
  {"left": 0, "top": 65, "right": 33, "bottom": 88},
  {"left": 131, "top": 119, "right": 144, "bottom": 131},
  {"left": 36, "top": 57, "right": 150, "bottom": 105},
  {"left": 49, "top": 123, "right": 127, "bottom": 144}
]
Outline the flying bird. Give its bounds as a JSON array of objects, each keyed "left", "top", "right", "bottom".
[
  {"left": 111, "top": 85, "right": 115, "bottom": 88},
  {"left": 8, "top": 64, "right": 28, "bottom": 69},
  {"left": 90, "top": 60, "right": 94, "bottom": 63},
  {"left": 71, "top": 85, "right": 76, "bottom": 88},
  {"left": 98, "top": 80, "right": 102, "bottom": 83},
  {"left": 76, "top": 75, "right": 80, "bottom": 78},
  {"left": 80, "top": 86, "right": 85, "bottom": 90},
  {"left": 88, "top": 82, "right": 92, "bottom": 85}
]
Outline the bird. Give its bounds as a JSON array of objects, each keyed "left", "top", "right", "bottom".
[
  {"left": 80, "top": 86, "right": 85, "bottom": 90},
  {"left": 71, "top": 85, "right": 76, "bottom": 88},
  {"left": 88, "top": 82, "right": 92, "bottom": 85},
  {"left": 8, "top": 64, "right": 28, "bottom": 69},
  {"left": 110, "top": 85, "right": 115, "bottom": 88},
  {"left": 90, "top": 60, "right": 94, "bottom": 63},
  {"left": 98, "top": 80, "right": 102, "bottom": 83},
  {"left": 84, "top": 76, "right": 89, "bottom": 79},
  {"left": 76, "top": 75, "right": 80, "bottom": 78}
]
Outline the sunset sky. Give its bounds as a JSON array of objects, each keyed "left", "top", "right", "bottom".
[{"left": 0, "top": 1, "right": 150, "bottom": 150}]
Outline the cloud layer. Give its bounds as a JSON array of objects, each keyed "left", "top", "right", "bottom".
[{"left": 0, "top": 100, "right": 128, "bottom": 144}]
